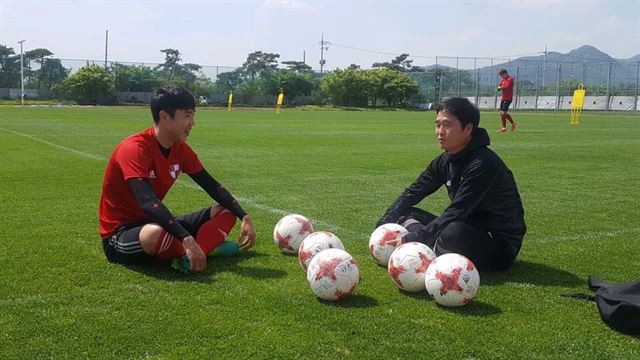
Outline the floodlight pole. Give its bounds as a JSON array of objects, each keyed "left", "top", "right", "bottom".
[{"left": 18, "top": 40, "right": 25, "bottom": 105}]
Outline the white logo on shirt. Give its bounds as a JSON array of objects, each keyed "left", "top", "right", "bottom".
[
  {"left": 169, "top": 164, "right": 180, "bottom": 179},
  {"left": 149, "top": 170, "right": 157, "bottom": 179}
]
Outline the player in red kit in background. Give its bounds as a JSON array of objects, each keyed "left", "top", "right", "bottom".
[
  {"left": 99, "top": 85, "right": 256, "bottom": 272},
  {"left": 497, "top": 69, "right": 517, "bottom": 132}
]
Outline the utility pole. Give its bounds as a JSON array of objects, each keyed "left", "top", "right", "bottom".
[
  {"left": 104, "top": 30, "right": 109, "bottom": 69},
  {"left": 18, "top": 40, "right": 25, "bottom": 105},
  {"left": 303, "top": 50, "right": 306, "bottom": 64},
  {"left": 319, "top": 33, "right": 330, "bottom": 73}
]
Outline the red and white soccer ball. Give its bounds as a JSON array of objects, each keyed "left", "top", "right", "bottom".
[
  {"left": 388, "top": 242, "right": 436, "bottom": 292},
  {"left": 298, "top": 231, "right": 345, "bottom": 271},
  {"left": 273, "top": 214, "right": 314, "bottom": 254},
  {"left": 425, "top": 253, "right": 480, "bottom": 307},
  {"left": 306, "top": 248, "right": 360, "bottom": 301},
  {"left": 368, "top": 223, "right": 408, "bottom": 267}
]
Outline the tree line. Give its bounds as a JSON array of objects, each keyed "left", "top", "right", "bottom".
[{"left": 1, "top": 44, "right": 429, "bottom": 107}]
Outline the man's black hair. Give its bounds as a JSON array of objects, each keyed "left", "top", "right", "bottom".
[
  {"left": 435, "top": 97, "right": 480, "bottom": 130},
  {"left": 498, "top": 68, "right": 508, "bottom": 75},
  {"left": 150, "top": 85, "right": 196, "bottom": 124}
]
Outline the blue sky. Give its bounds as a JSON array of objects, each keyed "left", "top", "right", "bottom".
[{"left": 1, "top": 0, "right": 638, "bottom": 70}]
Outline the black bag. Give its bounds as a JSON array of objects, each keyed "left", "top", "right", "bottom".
[{"left": 564, "top": 276, "right": 640, "bottom": 336}]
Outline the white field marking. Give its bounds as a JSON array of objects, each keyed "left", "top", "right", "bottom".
[
  {"left": 176, "top": 178, "right": 340, "bottom": 231},
  {"left": 1, "top": 127, "right": 107, "bottom": 161},
  {"left": 1, "top": 126, "right": 341, "bottom": 231},
  {"left": 536, "top": 227, "right": 640, "bottom": 244}
]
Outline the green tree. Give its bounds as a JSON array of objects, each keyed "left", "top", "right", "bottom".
[
  {"left": 321, "top": 68, "right": 419, "bottom": 108},
  {"left": 112, "top": 63, "right": 161, "bottom": 92},
  {"left": 281, "top": 60, "right": 312, "bottom": 73},
  {"left": 191, "top": 74, "right": 216, "bottom": 100},
  {"left": 36, "top": 59, "right": 70, "bottom": 90},
  {"left": 22, "top": 49, "right": 70, "bottom": 91},
  {"left": 156, "top": 48, "right": 181, "bottom": 79},
  {"left": 214, "top": 69, "right": 244, "bottom": 92},
  {"left": 23, "top": 48, "right": 53, "bottom": 88},
  {"left": 320, "top": 68, "right": 371, "bottom": 107},
  {"left": 242, "top": 51, "right": 280, "bottom": 81},
  {"left": 371, "top": 69, "right": 419, "bottom": 107},
  {"left": 372, "top": 53, "right": 424, "bottom": 73},
  {"left": 59, "top": 64, "right": 115, "bottom": 104},
  {"left": 0, "top": 44, "right": 20, "bottom": 88},
  {"left": 263, "top": 69, "right": 317, "bottom": 99}
]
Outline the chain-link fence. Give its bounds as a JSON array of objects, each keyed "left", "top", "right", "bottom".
[
  {"left": 410, "top": 56, "right": 639, "bottom": 111},
  {"left": 1, "top": 55, "right": 639, "bottom": 111}
]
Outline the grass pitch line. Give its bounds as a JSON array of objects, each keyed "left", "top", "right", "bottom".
[
  {"left": 176, "top": 179, "right": 341, "bottom": 231},
  {"left": 2, "top": 126, "right": 340, "bottom": 231},
  {"left": 1, "top": 127, "right": 107, "bottom": 161},
  {"left": 538, "top": 226, "right": 640, "bottom": 243}
]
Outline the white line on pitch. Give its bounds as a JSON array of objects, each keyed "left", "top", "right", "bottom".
[
  {"left": 536, "top": 227, "right": 640, "bottom": 243},
  {"left": 2, "top": 126, "right": 340, "bottom": 230},
  {"left": 1, "top": 127, "right": 107, "bottom": 161}
]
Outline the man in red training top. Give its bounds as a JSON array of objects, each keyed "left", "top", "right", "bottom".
[
  {"left": 99, "top": 85, "right": 256, "bottom": 272},
  {"left": 497, "top": 69, "right": 517, "bottom": 132}
]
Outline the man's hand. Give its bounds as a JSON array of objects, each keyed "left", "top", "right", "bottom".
[
  {"left": 238, "top": 215, "right": 257, "bottom": 251},
  {"left": 183, "top": 236, "right": 206, "bottom": 272}
]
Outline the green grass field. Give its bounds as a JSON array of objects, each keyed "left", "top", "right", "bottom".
[{"left": 1, "top": 106, "right": 639, "bottom": 359}]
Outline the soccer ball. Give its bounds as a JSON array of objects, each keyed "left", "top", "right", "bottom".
[
  {"left": 298, "top": 231, "right": 345, "bottom": 271},
  {"left": 306, "top": 248, "right": 359, "bottom": 301},
  {"left": 273, "top": 214, "right": 314, "bottom": 254},
  {"left": 425, "top": 253, "right": 480, "bottom": 307},
  {"left": 368, "top": 223, "right": 408, "bottom": 267},
  {"left": 388, "top": 242, "right": 436, "bottom": 292}
]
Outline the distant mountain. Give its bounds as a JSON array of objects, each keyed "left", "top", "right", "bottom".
[
  {"left": 627, "top": 54, "right": 640, "bottom": 61},
  {"left": 467, "top": 45, "right": 638, "bottom": 87},
  {"left": 566, "top": 45, "right": 614, "bottom": 62}
]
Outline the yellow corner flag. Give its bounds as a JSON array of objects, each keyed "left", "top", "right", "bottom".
[
  {"left": 276, "top": 91, "right": 284, "bottom": 114},
  {"left": 570, "top": 84, "right": 585, "bottom": 126},
  {"left": 227, "top": 91, "right": 233, "bottom": 112}
]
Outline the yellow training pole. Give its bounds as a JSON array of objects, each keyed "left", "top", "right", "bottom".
[
  {"left": 276, "top": 91, "right": 284, "bottom": 114},
  {"left": 227, "top": 91, "right": 233, "bottom": 112},
  {"left": 570, "top": 84, "right": 585, "bottom": 126}
]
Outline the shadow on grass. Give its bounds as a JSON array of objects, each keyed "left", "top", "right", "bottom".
[
  {"left": 398, "top": 289, "right": 429, "bottom": 300},
  {"left": 124, "top": 251, "right": 287, "bottom": 283},
  {"left": 481, "top": 260, "right": 582, "bottom": 287},
  {"left": 318, "top": 294, "right": 379, "bottom": 308},
  {"left": 396, "top": 290, "right": 501, "bottom": 316},
  {"left": 439, "top": 300, "right": 502, "bottom": 317}
]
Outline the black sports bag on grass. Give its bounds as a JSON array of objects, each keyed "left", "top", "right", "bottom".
[{"left": 564, "top": 276, "right": 640, "bottom": 336}]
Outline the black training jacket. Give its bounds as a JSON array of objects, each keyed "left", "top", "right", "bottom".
[{"left": 377, "top": 128, "right": 526, "bottom": 256}]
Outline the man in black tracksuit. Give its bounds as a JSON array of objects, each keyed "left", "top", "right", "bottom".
[{"left": 376, "top": 97, "right": 526, "bottom": 271}]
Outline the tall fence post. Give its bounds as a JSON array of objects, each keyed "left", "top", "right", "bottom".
[
  {"left": 535, "top": 65, "right": 540, "bottom": 111},
  {"left": 435, "top": 56, "right": 440, "bottom": 103},
  {"left": 633, "top": 61, "right": 640, "bottom": 112},
  {"left": 555, "top": 65, "right": 561, "bottom": 111},
  {"left": 456, "top": 57, "right": 460, "bottom": 97},
  {"left": 474, "top": 58, "right": 479, "bottom": 105},
  {"left": 515, "top": 66, "right": 520, "bottom": 111},
  {"left": 605, "top": 62, "right": 612, "bottom": 113},
  {"left": 491, "top": 58, "right": 497, "bottom": 110}
]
